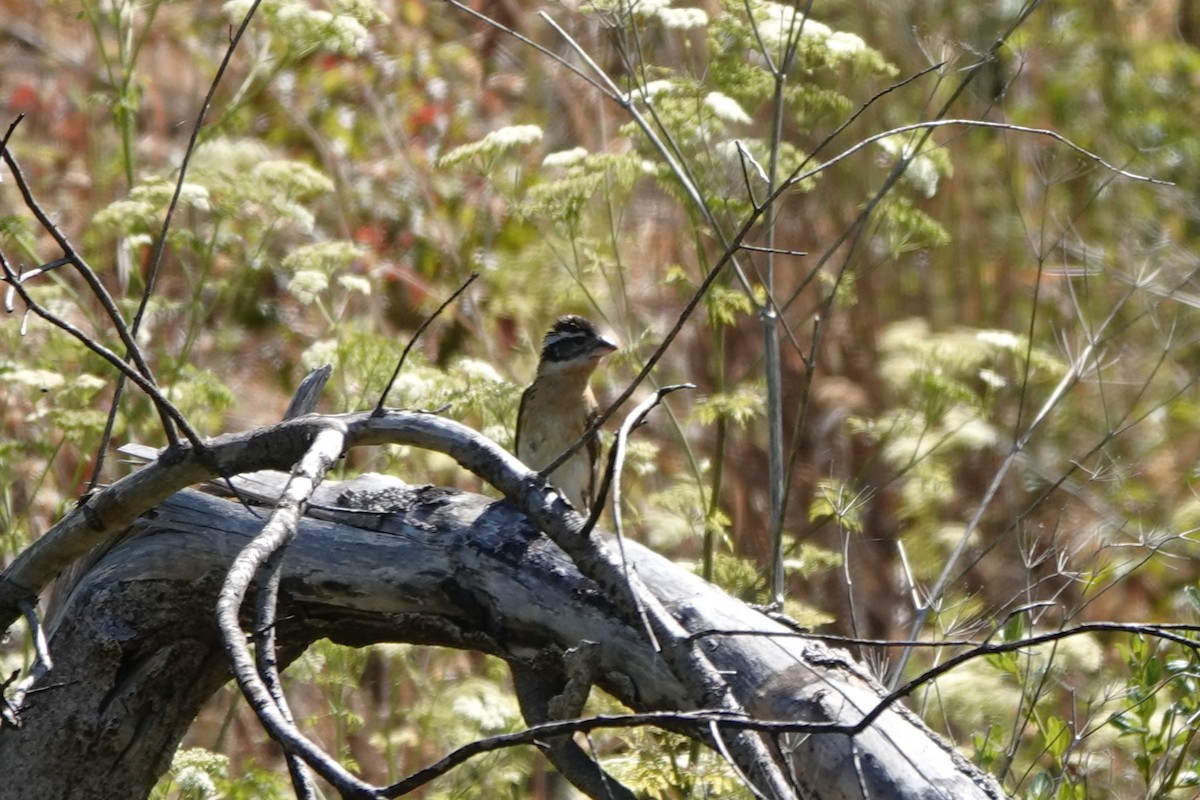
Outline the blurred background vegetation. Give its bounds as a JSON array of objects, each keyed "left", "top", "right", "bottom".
[{"left": 3, "top": 0, "right": 1200, "bottom": 797}]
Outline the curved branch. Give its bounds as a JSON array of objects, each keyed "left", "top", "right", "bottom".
[
  {"left": 213, "top": 424, "right": 372, "bottom": 797},
  {"left": 789, "top": 119, "right": 1169, "bottom": 193},
  {"left": 2, "top": 409, "right": 1011, "bottom": 798}
]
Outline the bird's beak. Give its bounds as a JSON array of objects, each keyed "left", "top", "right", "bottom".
[{"left": 596, "top": 336, "right": 618, "bottom": 356}]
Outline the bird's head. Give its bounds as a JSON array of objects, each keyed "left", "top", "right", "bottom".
[{"left": 537, "top": 315, "right": 618, "bottom": 376}]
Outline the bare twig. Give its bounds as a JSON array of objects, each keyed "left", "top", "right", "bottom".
[
  {"left": 255, "top": 364, "right": 335, "bottom": 799},
  {"left": 784, "top": 118, "right": 1170, "bottom": 195},
  {"left": 254, "top": 548, "right": 318, "bottom": 800},
  {"left": 0, "top": 118, "right": 189, "bottom": 448},
  {"left": 0, "top": 118, "right": 160, "bottom": 393},
  {"left": 213, "top": 425, "right": 374, "bottom": 797},
  {"left": 778, "top": 7, "right": 1052, "bottom": 605},
  {"left": 581, "top": 384, "right": 694, "bottom": 655},
  {"left": 375, "top": 271, "right": 478, "bottom": 413},
  {"left": 754, "top": 0, "right": 813, "bottom": 614},
  {"left": 0, "top": 248, "right": 203, "bottom": 449},
  {"left": 377, "top": 595, "right": 1200, "bottom": 800},
  {"left": 3, "top": 600, "right": 54, "bottom": 720},
  {"left": 90, "top": 0, "right": 266, "bottom": 480},
  {"left": 582, "top": 383, "right": 694, "bottom": 539},
  {"left": 510, "top": 658, "right": 639, "bottom": 800},
  {"left": 2, "top": 256, "right": 71, "bottom": 314},
  {"left": 383, "top": 709, "right": 763, "bottom": 798}
]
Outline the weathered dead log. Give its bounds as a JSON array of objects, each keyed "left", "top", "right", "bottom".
[{"left": 0, "top": 476, "right": 1007, "bottom": 800}]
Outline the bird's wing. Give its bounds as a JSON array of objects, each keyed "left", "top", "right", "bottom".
[
  {"left": 514, "top": 383, "right": 532, "bottom": 457},
  {"left": 584, "top": 405, "right": 601, "bottom": 510}
]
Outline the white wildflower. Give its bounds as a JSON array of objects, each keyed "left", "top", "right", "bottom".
[
  {"left": 287, "top": 270, "right": 329, "bottom": 305},
  {"left": 976, "top": 329, "right": 1021, "bottom": 351},
  {"left": 657, "top": 6, "right": 708, "bottom": 29},
  {"left": 325, "top": 14, "right": 369, "bottom": 56},
  {"left": 301, "top": 339, "right": 339, "bottom": 371},
  {"left": 175, "top": 766, "right": 218, "bottom": 799},
  {"left": 177, "top": 182, "right": 211, "bottom": 212},
  {"left": 438, "top": 124, "right": 544, "bottom": 167},
  {"left": 333, "top": 0, "right": 388, "bottom": 25},
  {"left": 483, "top": 124, "right": 543, "bottom": 148},
  {"left": 978, "top": 368, "right": 1007, "bottom": 390},
  {"left": 876, "top": 137, "right": 940, "bottom": 198},
  {"left": 457, "top": 358, "right": 504, "bottom": 383},
  {"left": 452, "top": 690, "right": 515, "bottom": 732},
  {"left": 470, "top": 249, "right": 500, "bottom": 271},
  {"left": 542, "top": 147, "right": 589, "bottom": 168},
  {"left": 704, "top": 92, "right": 752, "bottom": 125},
  {"left": 798, "top": 18, "right": 833, "bottom": 39},
  {"left": 826, "top": 31, "right": 865, "bottom": 55},
  {"left": 337, "top": 274, "right": 372, "bottom": 296},
  {"left": 945, "top": 413, "right": 999, "bottom": 450},
  {"left": 628, "top": 0, "right": 671, "bottom": 13},
  {"left": 3, "top": 369, "right": 65, "bottom": 391},
  {"left": 74, "top": 374, "right": 109, "bottom": 392},
  {"left": 756, "top": 3, "right": 831, "bottom": 52},
  {"left": 284, "top": 241, "right": 365, "bottom": 273},
  {"left": 639, "top": 79, "right": 676, "bottom": 99},
  {"left": 250, "top": 160, "right": 335, "bottom": 198},
  {"left": 221, "top": 0, "right": 254, "bottom": 23}
]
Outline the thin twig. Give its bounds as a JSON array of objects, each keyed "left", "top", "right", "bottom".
[
  {"left": 582, "top": 383, "right": 694, "bottom": 539},
  {"left": 784, "top": 118, "right": 1170, "bottom": 194},
  {"left": 539, "top": 10, "right": 758, "bottom": 298},
  {"left": 375, "top": 271, "right": 478, "bottom": 413},
  {"left": 255, "top": 548, "right": 318, "bottom": 800},
  {"left": 254, "top": 366, "right": 336, "bottom": 800},
  {"left": 4, "top": 600, "right": 54, "bottom": 719},
  {"left": 0, "top": 118, "right": 161, "bottom": 393},
  {"left": 0, "top": 248, "right": 203, "bottom": 449},
  {"left": 91, "top": 0, "right": 267, "bottom": 482},
  {"left": 758, "top": 0, "right": 813, "bottom": 611},
  {"left": 381, "top": 610, "right": 1200, "bottom": 797},
  {"left": 582, "top": 384, "right": 694, "bottom": 653},
  {"left": 383, "top": 710, "right": 759, "bottom": 797},
  {"left": 214, "top": 425, "right": 375, "bottom": 798},
  {"left": 2, "top": 256, "right": 72, "bottom": 313}
]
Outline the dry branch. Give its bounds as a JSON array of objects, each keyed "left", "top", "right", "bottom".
[
  {"left": 1, "top": 406, "right": 1012, "bottom": 799},
  {"left": 2, "top": 475, "right": 1009, "bottom": 799}
]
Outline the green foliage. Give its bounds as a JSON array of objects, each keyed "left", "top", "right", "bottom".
[
  {"left": 604, "top": 728, "right": 744, "bottom": 799},
  {"left": 5, "top": 0, "right": 1200, "bottom": 796},
  {"left": 437, "top": 124, "right": 545, "bottom": 169},
  {"left": 691, "top": 382, "right": 765, "bottom": 427},
  {"left": 848, "top": 318, "right": 1068, "bottom": 556},
  {"left": 522, "top": 151, "right": 647, "bottom": 236},
  {"left": 152, "top": 748, "right": 289, "bottom": 800},
  {"left": 222, "top": 0, "right": 378, "bottom": 58},
  {"left": 807, "top": 478, "right": 869, "bottom": 535},
  {"left": 1107, "top": 635, "right": 1200, "bottom": 797},
  {"left": 873, "top": 194, "right": 951, "bottom": 256}
]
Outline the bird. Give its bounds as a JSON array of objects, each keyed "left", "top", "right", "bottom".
[{"left": 515, "top": 315, "right": 618, "bottom": 513}]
